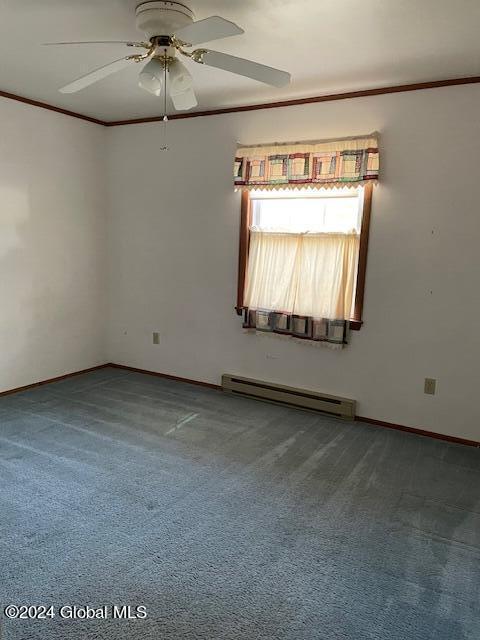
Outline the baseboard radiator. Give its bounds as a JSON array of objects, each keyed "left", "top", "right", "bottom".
[{"left": 222, "top": 374, "right": 355, "bottom": 419}]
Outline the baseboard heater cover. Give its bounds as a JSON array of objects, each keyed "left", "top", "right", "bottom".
[{"left": 222, "top": 374, "right": 355, "bottom": 419}]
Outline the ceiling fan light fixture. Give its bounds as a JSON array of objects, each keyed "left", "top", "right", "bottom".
[
  {"left": 170, "top": 86, "right": 198, "bottom": 111},
  {"left": 168, "top": 59, "right": 197, "bottom": 110},
  {"left": 138, "top": 58, "right": 164, "bottom": 96},
  {"left": 168, "top": 59, "right": 193, "bottom": 95}
]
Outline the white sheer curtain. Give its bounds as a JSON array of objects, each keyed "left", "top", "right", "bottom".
[{"left": 245, "top": 230, "right": 359, "bottom": 320}]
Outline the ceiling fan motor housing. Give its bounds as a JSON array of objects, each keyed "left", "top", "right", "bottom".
[{"left": 135, "top": 1, "right": 195, "bottom": 38}]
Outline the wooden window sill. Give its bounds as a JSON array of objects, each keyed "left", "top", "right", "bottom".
[{"left": 349, "top": 320, "right": 363, "bottom": 331}]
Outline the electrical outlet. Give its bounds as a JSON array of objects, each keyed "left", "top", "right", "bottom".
[
  {"left": 152, "top": 332, "right": 160, "bottom": 345},
  {"left": 424, "top": 378, "right": 436, "bottom": 395}
]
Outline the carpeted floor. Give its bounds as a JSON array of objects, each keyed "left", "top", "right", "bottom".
[{"left": 0, "top": 367, "right": 479, "bottom": 640}]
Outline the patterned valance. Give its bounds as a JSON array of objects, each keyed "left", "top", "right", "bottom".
[{"left": 234, "top": 134, "right": 379, "bottom": 191}]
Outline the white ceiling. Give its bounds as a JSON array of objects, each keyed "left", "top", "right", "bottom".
[{"left": 0, "top": 0, "right": 479, "bottom": 122}]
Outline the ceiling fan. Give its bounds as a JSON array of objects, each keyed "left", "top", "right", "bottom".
[{"left": 45, "top": 1, "right": 291, "bottom": 112}]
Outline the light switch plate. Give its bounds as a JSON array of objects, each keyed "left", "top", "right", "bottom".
[{"left": 424, "top": 378, "right": 436, "bottom": 395}]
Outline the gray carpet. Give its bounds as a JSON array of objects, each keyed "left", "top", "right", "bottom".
[{"left": 0, "top": 367, "right": 479, "bottom": 640}]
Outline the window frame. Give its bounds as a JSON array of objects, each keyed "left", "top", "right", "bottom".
[{"left": 235, "top": 182, "right": 373, "bottom": 331}]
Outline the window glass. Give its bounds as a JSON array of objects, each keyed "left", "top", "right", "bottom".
[{"left": 251, "top": 188, "right": 362, "bottom": 234}]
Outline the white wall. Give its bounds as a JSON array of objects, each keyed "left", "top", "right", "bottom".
[
  {"left": 0, "top": 100, "right": 107, "bottom": 392},
  {"left": 106, "top": 84, "right": 480, "bottom": 442}
]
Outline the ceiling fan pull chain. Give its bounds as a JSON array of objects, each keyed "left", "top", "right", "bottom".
[{"left": 160, "top": 49, "right": 169, "bottom": 151}]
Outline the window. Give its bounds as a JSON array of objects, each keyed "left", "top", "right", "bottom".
[
  {"left": 236, "top": 183, "right": 372, "bottom": 332},
  {"left": 251, "top": 189, "right": 362, "bottom": 234}
]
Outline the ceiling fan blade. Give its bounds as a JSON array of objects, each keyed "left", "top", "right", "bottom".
[
  {"left": 44, "top": 41, "right": 149, "bottom": 48},
  {"left": 175, "top": 16, "right": 243, "bottom": 46},
  {"left": 59, "top": 56, "right": 134, "bottom": 94},
  {"left": 194, "top": 50, "right": 290, "bottom": 87},
  {"left": 170, "top": 86, "right": 198, "bottom": 111}
]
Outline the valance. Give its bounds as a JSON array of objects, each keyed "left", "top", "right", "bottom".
[{"left": 234, "top": 134, "right": 379, "bottom": 191}]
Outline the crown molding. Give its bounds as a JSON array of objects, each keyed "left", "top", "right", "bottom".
[
  {"left": 0, "top": 89, "right": 105, "bottom": 125},
  {"left": 105, "top": 75, "right": 480, "bottom": 126},
  {"left": 1, "top": 75, "right": 480, "bottom": 128}
]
